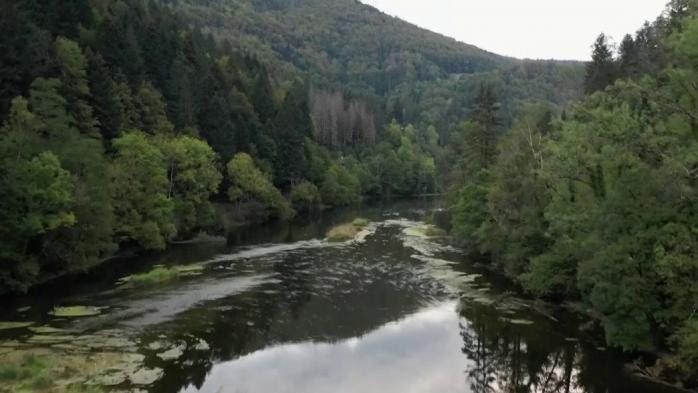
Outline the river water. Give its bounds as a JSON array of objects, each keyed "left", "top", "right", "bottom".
[{"left": 0, "top": 200, "right": 682, "bottom": 393}]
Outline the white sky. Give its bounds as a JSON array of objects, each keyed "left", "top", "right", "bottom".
[{"left": 359, "top": 0, "right": 670, "bottom": 60}]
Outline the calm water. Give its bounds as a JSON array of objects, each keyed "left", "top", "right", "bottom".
[{"left": 1, "top": 200, "right": 681, "bottom": 393}]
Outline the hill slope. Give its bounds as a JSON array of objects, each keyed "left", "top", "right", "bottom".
[
  {"left": 168, "top": 0, "right": 509, "bottom": 93},
  {"left": 167, "top": 0, "right": 584, "bottom": 128}
]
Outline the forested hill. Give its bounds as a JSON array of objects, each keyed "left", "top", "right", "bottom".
[
  {"left": 165, "top": 0, "right": 508, "bottom": 91},
  {"left": 165, "top": 0, "right": 585, "bottom": 131}
]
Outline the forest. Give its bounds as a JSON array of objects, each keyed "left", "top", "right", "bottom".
[
  {"left": 448, "top": 0, "right": 698, "bottom": 381},
  {"left": 0, "top": 0, "right": 583, "bottom": 294},
  {"left": 0, "top": 0, "right": 696, "bottom": 388}
]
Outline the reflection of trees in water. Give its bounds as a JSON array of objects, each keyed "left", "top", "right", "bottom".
[{"left": 459, "top": 303, "right": 583, "bottom": 393}]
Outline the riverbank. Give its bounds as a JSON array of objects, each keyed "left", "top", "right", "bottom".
[{"left": 450, "top": 237, "right": 698, "bottom": 392}]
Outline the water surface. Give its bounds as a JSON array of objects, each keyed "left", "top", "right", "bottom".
[{"left": 1, "top": 201, "right": 680, "bottom": 393}]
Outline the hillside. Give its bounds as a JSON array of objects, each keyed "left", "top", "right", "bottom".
[
  {"left": 167, "top": 0, "right": 585, "bottom": 129},
  {"left": 167, "top": 0, "right": 508, "bottom": 91}
]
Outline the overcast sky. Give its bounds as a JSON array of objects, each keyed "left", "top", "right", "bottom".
[{"left": 359, "top": 0, "right": 670, "bottom": 60}]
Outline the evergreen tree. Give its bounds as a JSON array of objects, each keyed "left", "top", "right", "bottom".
[
  {"left": 274, "top": 81, "right": 313, "bottom": 187},
  {"left": 618, "top": 34, "right": 640, "bottom": 78},
  {"left": 584, "top": 33, "right": 617, "bottom": 94},
  {"left": 55, "top": 36, "right": 99, "bottom": 137},
  {"left": 134, "top": 82, "right": 174, "bottom": 135}
]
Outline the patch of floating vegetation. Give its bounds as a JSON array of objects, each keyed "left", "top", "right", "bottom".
[
  {"left": 501, "top": 318, "right": 535, "bottom": 326},
  {"left": 0, "top": 325, "right": 166, "bottom": 392},
  {"left": 403, "top": 223, "right": 447, "bottom": 239},
  {"left": 117, "top": 264, "right": 205, "bottom": 287},
  {"left": 0, "top": 353, "right": 55, "bottom": 392},
  {"left": 397, "top": 222, "right": 455, "bottom": 257},
  {"left": 326, "top": 218, "right": 371, "bottom": 242},
  {"left": 27, "top": 335, "right": 77, "bottom": 345},
  {"left": 28, "top": 325, "right": 69, "bottom": 334},
  {"left": 156, "top": 344, "right": 185, "bottom": 361},
  {"left": 0, "top": 322, "right": 33, "bottom": 331},
  {"left": 49, "top": 306, "right": 103, "bottom": 318}
]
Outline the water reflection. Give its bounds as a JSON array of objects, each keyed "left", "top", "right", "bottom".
[
  {"left": 460, "top": 302, "right": 581, "bottom": 393},
  {"left": 457, "top": 301, "right": 678, "bottom": 393},
  {"left": 180, "top": 302, "right": 467, "bottom": 393}
]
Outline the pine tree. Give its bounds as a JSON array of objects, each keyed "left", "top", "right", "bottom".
[
  {"left": 618, "top": 34, "right": 640, "bottom": 78},
  {"left": 274, "top": 81, "right": 313, "bottom": 187},
  {"left": 468, "top": 83, "right": 501, "bottom": 169},
  {"left": 55, "top": 37, "right": 99, "bottom": 137},
  {"left": 584, "top": 33, "right": 618, "bottom": 94}
]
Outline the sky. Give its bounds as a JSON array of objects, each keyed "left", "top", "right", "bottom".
[{"left": 359, "top": 0, "right": 670, "bottom": 60}]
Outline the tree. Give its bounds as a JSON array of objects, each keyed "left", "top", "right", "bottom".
[
  {"left": 134, "top": 82, "right": 174, "bottom": 135},
  {"left": 0, "top": 151, "right": 75, "bottom": 293},
  {"left": 25, "top": 78, "right": 115, "bottom": 272},
  {"left": 290, "top": 181, "right": 321, "bottom": 212},
  {"left": 55, "top": 36, "right": 99, "bottom": 137},
  {"left": 478, "top": 103, "right": 553, "bottom": 276},
  {"left": 319, "top": 163, "right": 361, "bottom": 207},
  {"left": 161, "top": 135, "right": 222, "bottom": 236},
  {"left": 111, "top": 132, "right": 175, "bottom": 250},
  {"left": 618, "top": 34, "right": 640, "bottom": 79},
  {"left": 469, "top": 84, "right": 501, "bottom": 169},
  {"left": 0, "top": 2, "right": 52, "bottom": 117},
  {"left": 227, "top": 152, "right": 292, "bottom": 219},
  {"left": 274, "top": 81, "right": 312, "bottom": 186},
  {"left": 584, "top": 33, "right": 617, "bottom": 94}
]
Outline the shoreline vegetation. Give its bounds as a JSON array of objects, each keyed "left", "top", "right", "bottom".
[{"left": 444, "top": 2, "right": 698, "bottom": 386}]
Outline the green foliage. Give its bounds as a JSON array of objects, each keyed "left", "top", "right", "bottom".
[
  {"left": 478, "top": 103, "right": 552, "bottom": 276},
  {"left": 227, "top": 153, "right": 292, "bottom": 219},
  {"left": 273, "top": 81, "right": 313, "bottom": 186},
  {"left": 116, "top": 264, "right": 203, "bottom": 287},
  {"left": 585, "top": 34, "right": 618, "bottom": 94},
  {"left": 111, "top": 132, "right": 175, "bottom": 250},
  {"left": 365, "top": 121, "right": 439, "bottom": 196},
  {"left": 134, "top": 82, "right": 174, "bottom": 135},
  {"left": 0, "top": 151, "right": 75, "bottom": 292},
  {"left": 448, "top": 6, "right": 698, "bottom": 367},
  {"left": 125, "top": 266, "right": 180, "bottom": 286},
  {"left": 161, "top": 135, "right": 222, "bottom": 236},
  {"left": 677, "top": 319, "right": 698, "bottom": 367},
  {"left": 319, "top": 163, "right": 361, "bottom": 207},
  {"left": 450, "top": 170, "right": 490, "bottom": 247},
  {"left": 55, "top": 36, "right": 99, "bottom": 136},
  {"left": 290, "top": 181, "right": 321, "bottom": 212},
  {"left": 0, "top": 354, "right": 50, "bottom": 384}
]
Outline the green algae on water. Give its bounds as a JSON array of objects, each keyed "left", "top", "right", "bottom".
[
  {"left": 0, "top": 321, "right": 33, "bottom": 331},
  {"left": 49, "top": 306, "right": 103, "bottom": 318},
  {"left": 117, "top": 264, "right": 205, "bottom": 287},
  {"left": 28, "top": 326, "right": 69, "bottom": 334}
]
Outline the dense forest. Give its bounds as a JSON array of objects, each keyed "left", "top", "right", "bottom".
[
  {"left": 1, "top": 0, "right": 695, "bottom": 387},
  {"left": 448, "top": 0, "right": 698, "bottom": 382},
  {"left": 0, "top": 0, "right": 583, "bottom": 295},
  {"left": 165, "top": 0, "right": 585, "bottom": 136}
]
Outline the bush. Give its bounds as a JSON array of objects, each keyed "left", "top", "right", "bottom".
[
  {"left": 320, "top": 164, "right": 360, "bottom": 207},
  {"left": 227, "top": 153, "right": 293, "bottom": 220},
  {"left": 290, "top": 181, "right": 321, "bottom": 212}
]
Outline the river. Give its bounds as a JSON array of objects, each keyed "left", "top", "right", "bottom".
[{"left": 0, "top": 200, "right": 683, "bottom": 393}]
